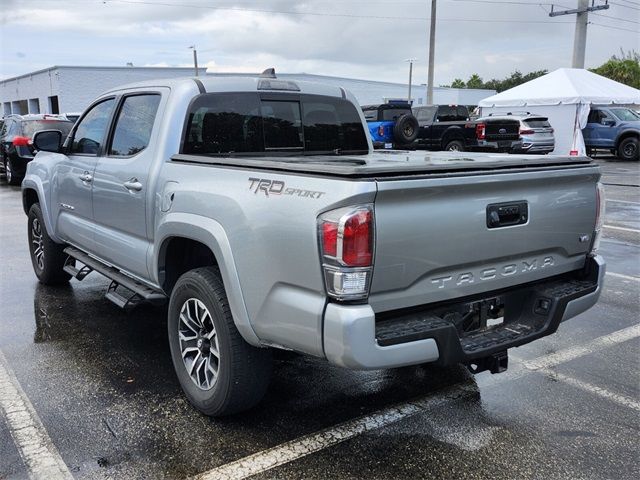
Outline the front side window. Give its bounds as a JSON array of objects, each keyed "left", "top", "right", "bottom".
[
  {"left": 70, "top": 99, "right": 115, "bottom": 155},
  {"left": 182, "top": 93, "right": 368, "bottom": 156},
  {"left": 110, "top": 94, "right": 161, "bottom": 156}
]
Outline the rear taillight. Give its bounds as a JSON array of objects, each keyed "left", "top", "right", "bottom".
[
  {"left": 519, "top": 128, "right": 535, "bottom": 135},
  {"left": 475, "top": 123, "right": 485, "bottom": 140},
  {"left": 377, "top": 125, "right": 385, "bottom": 137},
  {"left": 12, "top": 136, "right": 31, "bottom": 147},
  {"left": 318, "top": 205, "right": 374, "bottom": 300},
  {"left": 591, "top": 182, "right": 605, "bottom": 255}
]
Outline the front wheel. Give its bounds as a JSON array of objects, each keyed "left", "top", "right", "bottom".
[
  {"left": 168, "top": 267, "right": 271, "bottom": 416},
  {"left": 28, "top": 203, "right": 71, "bottom": 284},
  {"left": 618, "top": 137, "right": 639, "bottom": 161}
]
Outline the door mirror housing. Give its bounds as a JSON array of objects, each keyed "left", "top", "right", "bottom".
[
  {"left": 601, "top": 118, "right": 615, "bottom": 127},
  {"left": 32, "top": 130, "right": 63, "bottom": 153}
]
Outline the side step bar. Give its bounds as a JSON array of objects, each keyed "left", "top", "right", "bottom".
[{"left": 64, "top": 246, "right": 166, "bottom": 309}]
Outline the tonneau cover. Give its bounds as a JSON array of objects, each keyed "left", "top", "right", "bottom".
[{"left": 171, "top": 150, "right": 593, "bottom": 178}]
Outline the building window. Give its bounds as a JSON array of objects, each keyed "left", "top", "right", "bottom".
[
  {"left": 11, "top": 100, "right": 28, "bottom": 115},
  {"left": 2, "top": 102, "right": 10, "bottom": 116},
  {"left": 29, "top": 98, "right": 41, "bottom": 114},
  {"left": 48, "top": 95, "right": 59, "bottom": 114}
]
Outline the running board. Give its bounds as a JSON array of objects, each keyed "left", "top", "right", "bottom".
[{"left": 63, "top": 246, "right": 166, "bottom": 309}]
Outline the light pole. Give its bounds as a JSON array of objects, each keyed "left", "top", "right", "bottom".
[
  {"left": 426, "top": 0, "right": 437, "bottom": 104},
  {"left": 189, "top": 45, "right": 199, "bottom": 76},
  {"left": 406, "top": 58, "right": 416, "bottom": 103}
]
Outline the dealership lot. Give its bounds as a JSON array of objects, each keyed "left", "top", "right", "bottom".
[{"left": 0, "top": 158, "right": 638, "bottom": 480}]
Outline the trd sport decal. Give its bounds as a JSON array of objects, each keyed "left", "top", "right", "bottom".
[{"left": 248, "top": 178, "right": 325, "bottom": 199}]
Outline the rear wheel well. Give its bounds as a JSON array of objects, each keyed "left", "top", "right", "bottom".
[
  {"left": 23, "top": 189, "right": 39, "bottom": 215},
  {"left": 616, "top": 132, "right": 639, "bottom": 148},
  {"left": 160, "top": 237, "right": 217, "bottom": 294},
  {"left": 441, "top": 129, "right": 465, "bottom": 149}
]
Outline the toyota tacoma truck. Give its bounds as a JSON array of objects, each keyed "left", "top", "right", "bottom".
[{"left": 22, "top": 71, "right": 605, "bottom": 416}]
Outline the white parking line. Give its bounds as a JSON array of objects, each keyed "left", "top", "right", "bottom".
[
  {"left": 192, "top": 385, "right": 475, "bottom": 480},
  {"left": 603, "top": 224, "right": 640, "bottom": 233},
  {"left": 192, "top": 323, "right": 640, "bottom": 480},
  {"left": 0, "top": 350, "right": 73, "bottom": 480},
  {"left": 541, "top": 369, "right": 640, "bottom": 412},
  {"left": 607, "top": 271, "right": 640, "bottom": 282},
  {"left": 523, "top": 323, "right": 640, "bottom": 371}
]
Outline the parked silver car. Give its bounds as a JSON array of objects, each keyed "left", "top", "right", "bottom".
[{"left": 488, "top": 112, "right": 555, "bottom": 154}]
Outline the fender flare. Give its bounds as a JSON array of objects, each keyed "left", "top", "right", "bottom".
[
  {"left": 441, "top": 126, "right": 465, "bottom": 148},
  {"left": 153, "top": 212, "right": 262, "bottom": 347},
  {"left": 21, "top": 175, "right": 63, "bottom": 244},
  {"left": 614, "top": 128, "right": 640, "bottom": 147}
]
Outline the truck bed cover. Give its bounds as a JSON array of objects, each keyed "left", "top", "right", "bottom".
[{"left": 171, "top": 150, "right": 593, "bottom": 179}]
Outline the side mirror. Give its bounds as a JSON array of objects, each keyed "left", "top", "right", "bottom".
[
  {"left": 33, "top": 130, "right": 63, "bottom": 153},
  {"left": 601, "top": 118, "right": 615, "bottom": 127}
]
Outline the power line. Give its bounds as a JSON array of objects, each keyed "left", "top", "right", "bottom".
[
  {"left": 592, "top": 12, "right": 640, "bottom": 23},
  {"left": 610, "top": 1, "right": 640, "bottom": 10},
  {"left": 590, "top": 21, "right": 640, "bottom": 32},
  {"left": 103, "top": 0, "right": 577, "bottom": 23}
]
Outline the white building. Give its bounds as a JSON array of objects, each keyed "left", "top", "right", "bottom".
[{"left": 1, "top": 65, "right": 495, "bottom": 116}]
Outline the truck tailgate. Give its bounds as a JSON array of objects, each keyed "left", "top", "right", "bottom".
[{"left": 369, "top": 165, "right": 600, "bottom": 312}]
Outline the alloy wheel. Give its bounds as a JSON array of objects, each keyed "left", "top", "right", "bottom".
[
  {"left": 178, "top": 298, "right": 220, "bottom": 390},
  {"left": 31, "top": 218, "right": 44, "bottom": 271}
]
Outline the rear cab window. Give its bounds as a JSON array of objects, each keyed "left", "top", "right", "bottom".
[
  {"left": 22, "top": 120, "right": 74, "bottom": 138},
  {"left": 381, "top": 108, "right": 411, "bottom": 122},
  {"left": 182, "top": 93, "right": 369, "bottom": 156}
]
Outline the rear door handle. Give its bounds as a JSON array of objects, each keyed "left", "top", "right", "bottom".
[
  {"left": 79, "top": 172, "right": 93, "bottom": 183},
  {"left": 123, "top": 179, "right": 143, "bottom": 192}
]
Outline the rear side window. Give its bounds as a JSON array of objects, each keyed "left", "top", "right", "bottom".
[
  {"left": 415, "top": 106, "right": 436, "bottom": 121},
  {"left": 182, "top": 93, "right": 368, "bottom": 156},
  {"left": 70, "top": 99, "right": 116, "bottom": 155},
  {"left": 109, "top": 94, "right": 161, "bottom": 156},
  {"left": 524, "top": 118, "right": 551, "bottom": 129},
  {"left": 436, "top": 106, "right": 456, "bottom": 122}
]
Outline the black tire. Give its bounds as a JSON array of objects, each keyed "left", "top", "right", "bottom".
[
  {"left": 28, "top": 203, "right": 71, "bottom": 285},
  {"left": 618, "top": 137, "right": 639, "bottom": 161},
  {"left": 4, "top": 158, "right": 21, "bottom": 186},
  {"left": 444, "top": 139, "right": 465, "bottom": 152},
  {"left": 393, "top": 114, "right": 419, "bottom": 144},
  {"left": 168, "top": 267, "right": 271, "bottom": 416}
]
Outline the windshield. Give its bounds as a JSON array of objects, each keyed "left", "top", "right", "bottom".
[
  {"left": 182, "top": 93, "right": 369, "bottom": 156},
  {"left": 21, "top": 120, "right": 74, "bottom": 137},
  {"left": 610, "top": 108, "right": 640, "bottom": 122}
]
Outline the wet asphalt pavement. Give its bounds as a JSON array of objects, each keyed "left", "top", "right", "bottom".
[{"left": 1, "top": 158, "right": 639, "bottom": 480}]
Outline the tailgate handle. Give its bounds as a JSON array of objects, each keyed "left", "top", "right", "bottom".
[{"left": 487, "top": 201, "right": 528, "bottom": 229}]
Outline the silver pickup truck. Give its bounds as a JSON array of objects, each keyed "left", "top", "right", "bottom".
[{"left": 22, "top": 71, "right": 605, "bottom": 416}]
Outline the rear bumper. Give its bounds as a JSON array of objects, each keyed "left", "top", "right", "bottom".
[
  {"left": 323, "top": 255, "right": 604, "bottom": 370},
  {"left": 513, "top": 142, "right": 555, "bottom": 154},
  {"left": 469, "top": 139, "right": 523, "bottom": 153}
]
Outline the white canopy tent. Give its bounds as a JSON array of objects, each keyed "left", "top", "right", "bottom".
[{"left": 478, "top": 68, "right": 640, "bottom": 155}]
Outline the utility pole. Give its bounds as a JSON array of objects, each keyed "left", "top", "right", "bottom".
[
  {"left": 426, "top": 0, "right": 437, "bottom": 104},
  {"left": 406, "top": 59, "right": 416, "bottom": 103},
  {"left": 189, "top": 45, "right": 199, "bottom": 76},
  {"left": 549, "top": 0, "right": 610, "bottom": 68}
]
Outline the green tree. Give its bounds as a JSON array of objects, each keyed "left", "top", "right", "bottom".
[
  {"left": 590, "top": 50, "right": 640, "bottom": 89},
  {"left": 450, "top": 78, "right": 466, "bottom": 88},
  {"left": 466, "top": 73, "right": 484, "bottom": 89}
]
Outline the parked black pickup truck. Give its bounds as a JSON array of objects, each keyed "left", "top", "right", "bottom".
[{"left": 413, "top": 105, "right": 522, "bottom": 152}]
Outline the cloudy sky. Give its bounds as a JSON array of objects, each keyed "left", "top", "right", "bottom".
[{"left": 1, "top": 0, "right": 638, "bottom": 85}]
